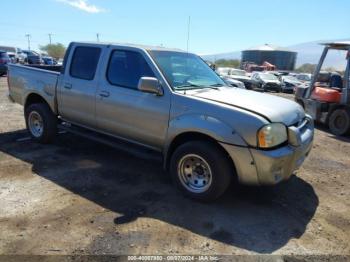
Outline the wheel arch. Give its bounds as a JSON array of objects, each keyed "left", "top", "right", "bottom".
[
  {"left": 164, "top": 131, "right": 237, "bottom": 177},
  {"left": 24, "top": 93, "right": 55, "bottom": 115}
]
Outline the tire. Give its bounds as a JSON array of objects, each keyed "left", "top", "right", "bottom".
[
  {"left": 170, "top": 141, "right": 233, "bottom": 201},
  {"left": 25, "top": 103, "right": 57, "bottom": 143},
  {"left": 328, "top": 109, "right": 350, "bottom": 136}
]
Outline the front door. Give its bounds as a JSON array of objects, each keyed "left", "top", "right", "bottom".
[{"left": 96, "top": 48, "right": 171, "bottom": 149}]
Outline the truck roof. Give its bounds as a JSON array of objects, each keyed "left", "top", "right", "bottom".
[{"left": 72, "top": 41, "right": 185, "bottom": 53}]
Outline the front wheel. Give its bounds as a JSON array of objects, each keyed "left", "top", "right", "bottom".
[
  {"left": 25, "top": 103, "right": 57, "bottom": 143},
  {"left": 170, "top": 141, "right": 233, "bottom": 201},
  {"left": 328, "top": 109, "right": 350, "bottom": 136}
]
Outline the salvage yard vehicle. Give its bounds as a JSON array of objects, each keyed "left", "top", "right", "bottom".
[
  {"left": 21, "top": 50, "right": 42, "bottom": 64},
  {"left": 295, "top": 41, "right": 350, "bottom": 136},
  {"left": 296, "top": 73, "right": 312, "bottom": 85},
  {"left": 280, "top": 75, "right": 303, "bottom": 93},
  {"left": 0, "top": 46, "right": 25, "bottom": 64},
  {"left": 250, "top": 72, "right": 282, "bottom": 92},
  {"left": 227, "top": 69, "right": 252, "bottom": 90},
  {"left": 0, "top": 51, "right": 11, "bottom": 76},
  {"left": 221, "top": 76, "right": 246, "bottom": 89},
  {"left": 7, "top": 42, "right": 314, "bottom": 201}
]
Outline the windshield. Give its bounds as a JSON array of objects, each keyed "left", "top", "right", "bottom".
[
  {"left": 259, "top": 73, "right": 278, "bottom": 81},
  {"left": 283, "top": 76, "right": 300, "bottom": 82},
  {"left": 24, "top": 50, "right": 39, "bottom": 56},
  {"left": 149, "top": 51, "right": 226, "bottom": 90},
  {"left": 230, "top": 69, "right": 246, "bottom": 76},
  {"left": 297, "top": 74, "right": 311, "bottom": 81}
]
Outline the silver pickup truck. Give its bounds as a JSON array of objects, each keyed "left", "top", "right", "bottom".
[{"left": 7, "top": 42, "right": 314, "bottom": 201}]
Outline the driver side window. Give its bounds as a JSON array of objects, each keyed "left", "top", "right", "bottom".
[{"left": 107, "top": 50, "right": 155, "bottom": 90}]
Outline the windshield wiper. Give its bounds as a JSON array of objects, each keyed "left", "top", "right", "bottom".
[
  {"left": 175, "top": 84, "right": 221, "bottom": 91},
  {"left": 175, "top": 84, "right": 202, "bottom": 90},
  {"left": 209, "top": 83, "right": 225, "bottom": 88}
]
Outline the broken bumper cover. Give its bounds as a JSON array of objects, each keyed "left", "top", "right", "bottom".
[{"left": 220, "top": 116, "right": 314, "bottom": 185}]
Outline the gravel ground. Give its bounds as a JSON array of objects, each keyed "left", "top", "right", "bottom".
[{"left": 0, "top": 76, "right": 350, "bottom": 258}]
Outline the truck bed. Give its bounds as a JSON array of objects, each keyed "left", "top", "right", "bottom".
[{"left": 8, "top": 64, "right": 60, "bottom": 113}]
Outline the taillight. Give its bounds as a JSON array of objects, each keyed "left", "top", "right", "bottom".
[{"left": 0, "top": 58, "right": 4, "bottom": 64}]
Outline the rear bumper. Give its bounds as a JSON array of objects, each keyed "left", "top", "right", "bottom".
[{"left": 220, "top": 116, "right": 314, "bottom": 185}]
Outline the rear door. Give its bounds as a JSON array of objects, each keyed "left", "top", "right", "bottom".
[{"left": 58, "top": 44, "right": 102, "bottom": 128}]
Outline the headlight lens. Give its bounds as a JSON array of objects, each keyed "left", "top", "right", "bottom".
[{"left": 257, "top": 123, "right": 287, "bottom": 148}]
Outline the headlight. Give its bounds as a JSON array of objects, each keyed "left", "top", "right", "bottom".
[{"left": 257, "top": 123, "right": 287, "bottom": 148}]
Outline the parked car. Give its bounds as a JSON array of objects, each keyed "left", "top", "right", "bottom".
[
  {"left": 221, "top": 76, "right": 246, "bottom": 89},
  {"left": 216, "top": 67, "right": 246, "bottom": 88},
  {"left": 216, "top": 67, "right": 231, "bottom": 77},
  {"left": 0, "top": 51, "right": 11, "bottom": 76},
  {"left": 56, "top": 58, "right": 64, "bottom": 66},
  {"left": 227, "top": 68, "right": 252, "bottom": 89},
  {"left": 250, "top": 72, "right": 282, "bottom": 92},
  {"left": 42, "top": 56, "right": 57, "bottom": 65},
  {"left": 295, "top": 73, "right": 312, "bottom": 84},
  {"left": 280, "top": 75, "right": 304, "bottom": 93},
  {"left": 8, "top": 42, "right": 314, "bottom": 201},
  {"left": 0, "top": 46, "right": 25, "bottom": 63},
  {"left": 22, "top": 50, "right": 42, "bottom": 64}
]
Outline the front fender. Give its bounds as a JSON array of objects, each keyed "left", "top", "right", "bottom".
[{"left": 165, "top": 113, "right": 247, "bottom": 151}]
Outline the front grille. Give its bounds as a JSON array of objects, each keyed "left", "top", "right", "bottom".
[{"left": 265, "top": 83, "right": 279, "bottom": 89}]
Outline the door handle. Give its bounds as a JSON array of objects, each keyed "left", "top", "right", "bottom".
[
  {"left": 99, "top": 91, "right": 110, "bottom": 98},
  {"left": 64, "top": 83, "right": 72, "bottom": 89}
]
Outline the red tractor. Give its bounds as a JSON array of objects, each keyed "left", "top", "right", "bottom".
[{"left": 295, "top": 42, "right": 350, "bottom": 136}]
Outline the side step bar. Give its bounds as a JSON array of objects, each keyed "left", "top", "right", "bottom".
[{"left": 58, "top": 123, "right": 163, "bottom": 162}]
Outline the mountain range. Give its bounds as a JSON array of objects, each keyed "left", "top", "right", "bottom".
[{"left": 201, "top": 39, "right": 349, "bottom": 70}]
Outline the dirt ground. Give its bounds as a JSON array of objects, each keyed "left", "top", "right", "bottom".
[{"left": 0, "top": 76, "right": 350, "bottom": 258}]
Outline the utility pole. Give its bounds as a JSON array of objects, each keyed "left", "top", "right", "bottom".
[
  {"left": 96, "top": 33, "right": 100, "bottom": 42},
  {"left": 25, "top": 34, "right": 31, "bottom": 50},
  {"left": 48, "top": 33, "right": 52, "bottom": 45}
]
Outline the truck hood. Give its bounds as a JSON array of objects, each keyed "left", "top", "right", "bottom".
[
  {"left": 262, "top": 79, "right": 281, "bottom": 85},
  {"left": 230, "top": 75, "right": 251, "bottom": 81},
  {"left": 191, "top": 87, "right": 305, "bottom": 125}
]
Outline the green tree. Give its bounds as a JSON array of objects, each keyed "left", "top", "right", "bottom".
[
  {"left": 39, "top": 43, "right": 66, "bottom": 60},
  {"left": 215, "top": 59, "right": 240, "bottom": 68},
  {"left": 295, "top": 63, "right": 317, "bottom": 73}
]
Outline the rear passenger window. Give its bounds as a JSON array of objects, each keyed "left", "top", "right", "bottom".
[
  {"left": 70, "top": 46, "right": 101, "bottom": 80},
  {"left": 107, "top": 50, "right": 155, "bottom": 89}
]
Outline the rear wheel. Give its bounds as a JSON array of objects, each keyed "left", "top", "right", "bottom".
[
  {"left": 25, "top": 103, "right": 57, "bottom": 143},
  {"left": 328, "top": 109, "right": 350, "bottom": 136},
  {"left": 170, "top": 141, "right": 233, "bottom": 201}
]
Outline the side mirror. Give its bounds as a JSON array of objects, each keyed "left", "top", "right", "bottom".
[{"left": 138, "top": 77, "right": 163, "bottom": 96}]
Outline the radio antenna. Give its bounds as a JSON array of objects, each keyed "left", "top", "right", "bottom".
[{"left": 186, "top": 16, "right": 191, "bottom": 53}]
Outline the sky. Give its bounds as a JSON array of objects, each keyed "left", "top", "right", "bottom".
[{"left": 0, "top": 0, "right": 349, "bottom": 54}]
